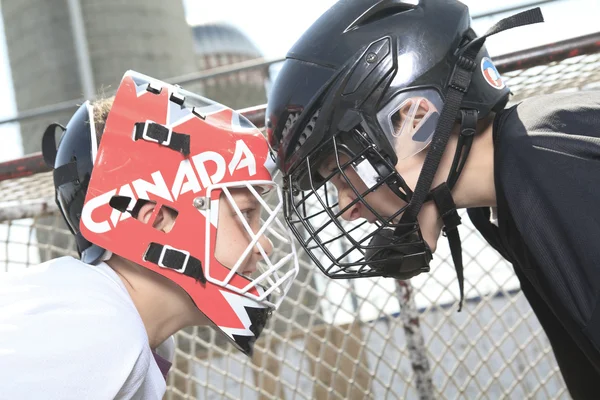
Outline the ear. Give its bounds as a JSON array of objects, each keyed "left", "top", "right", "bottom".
[
  {"left": 135, "top": 201, "right": 157, "bottom": 224},
  {"left": 394, "top": 98, "right": 430, "bottom": 130},
  {"left": 129, "top": 199, "right": 178, "bottom": 232}
]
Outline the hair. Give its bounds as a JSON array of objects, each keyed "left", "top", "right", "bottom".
[{"left": 90, "top": 95, "right": 115, "bottom": 144}]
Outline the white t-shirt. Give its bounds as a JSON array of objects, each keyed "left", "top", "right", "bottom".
[{"left": 0, "top": 256, "right": 174, "bottom": 400}]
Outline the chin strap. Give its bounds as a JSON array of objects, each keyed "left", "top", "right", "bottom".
[
  {"left": 431, "top": 184, "right": 464, "bottom": 310},
  {"left": 144, "top": 242, "right": 206, "bottom": 283},
  {"left": 430, "top": 109, "right": 477, "bottom": 311}
]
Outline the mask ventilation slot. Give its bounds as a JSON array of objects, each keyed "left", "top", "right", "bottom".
[{"left": 344, "top": 0, "right": 417, "bottom": 32}]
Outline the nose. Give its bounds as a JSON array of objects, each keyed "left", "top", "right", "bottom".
[
  {"left": 255, "top": 233, "right": 274, "bottom": 257},
  {"left": 338, "top": 188, "right": 362, "bottom": 222},
  {"left": 240, "top": 234, "right": 273, "bottom": 277}
]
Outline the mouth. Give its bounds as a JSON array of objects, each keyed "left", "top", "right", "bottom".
[
  {"left": 241, "top": 264, "right": 257, "bottom": 278},
  {"left": 366, "top": 213, "right": 396, "bottom": 225}
]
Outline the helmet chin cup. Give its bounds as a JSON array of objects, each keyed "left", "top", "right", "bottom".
[{"left": 364, "top": 227, "right": 432, "bottom": 280}]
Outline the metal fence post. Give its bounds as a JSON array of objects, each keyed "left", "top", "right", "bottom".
[{"left": 396, "top": 280, "right": 436, "bottom": 400}]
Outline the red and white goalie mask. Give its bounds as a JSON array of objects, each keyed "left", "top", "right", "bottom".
[{"left": 80, "top": 70, "right": 299, "bottom": 356}]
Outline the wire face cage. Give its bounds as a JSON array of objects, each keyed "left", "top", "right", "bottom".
[
  {"left": 283, "top": 130, "right": 431, "bottom": 281},
  {"left": 1, "top": 32, "right": 599, "bottom": 400}
]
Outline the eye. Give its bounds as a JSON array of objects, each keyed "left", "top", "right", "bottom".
[{"left": 239, "top": 208, "right": 256, "bottom": 223}]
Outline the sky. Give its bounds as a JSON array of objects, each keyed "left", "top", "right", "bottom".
[{"left": 182, "top": 0, "right": 600, "bottom": 59}]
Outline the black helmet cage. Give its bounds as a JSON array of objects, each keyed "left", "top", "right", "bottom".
[{"left": 285, "top": 127, "right": 430, "bottom": 278}]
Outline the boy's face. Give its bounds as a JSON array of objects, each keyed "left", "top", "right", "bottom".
[
  {"left": 213, "top": 188, "right": 274, "bottom": 277},
  {"left": 137, "top": 187, "right": 273, "bottom": 277},
  {"left": 316, "top": 152, "right": 443, "bottom": 253},
  {"left": 313, "top": 99, "right": 445, "bottom": 253}
]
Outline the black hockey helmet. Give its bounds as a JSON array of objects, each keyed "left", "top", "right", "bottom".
[
  {"left": 42, "top": 101, "right": 109, "bottom": 264},
  {"left": 266, "top": 0, "right": 543, "bottom": 309}
]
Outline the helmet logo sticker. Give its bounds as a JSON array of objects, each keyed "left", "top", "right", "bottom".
[{"left": 481, "top": 57, "right": 505, "bottom": 90}]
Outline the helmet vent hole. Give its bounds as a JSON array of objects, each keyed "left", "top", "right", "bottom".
[
  {"left": 285, "top": 109, "right": 321, "bottom": 153},
  {"left": 346, "top": 0, "right": 416, "bottom": 31},
  {"left": 152, "top": 205, "right": 179, "bottom": 232},
  {"left": 129, "top": 199, "right": 157, "bottom": 220},
  {"left": 109, "top": 197, "right": 179, "bottom": 232}
]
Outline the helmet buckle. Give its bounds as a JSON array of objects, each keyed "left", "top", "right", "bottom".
[
  {"left": 158, "top": 244, "right": 190, "bottom": 274},
  {"left": 142, "top": 120, "right": 173, "bottom": 146}
]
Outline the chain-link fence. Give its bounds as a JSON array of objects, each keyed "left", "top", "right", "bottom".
[{"left": 2, "top": 33, "right": 600, "bottom": 399}]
